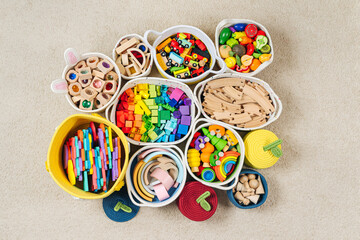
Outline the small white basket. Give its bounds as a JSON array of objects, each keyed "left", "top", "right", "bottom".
[
  {"left": 112, "top": 33, "right": 154, "bottom": 81},
  {"left": 105, "top": 77, "right": 201, "bottom": 146},
  {"left": 215, "top": 19, "right": 274, "bottom": 77},
  {"left": 184, "top": 118, "right": 245, "bottom": 190},
  {"left": 194, "top": 73, "right": 282, "bottom": 131},
  {"left": 143, "top": 25, "right": 226, "bottom": 84},
  {"left": 126, "top": 145, "right": 187, "bottom": 207},
  {"left": 51, "top": 48, "right": 122, "bottom": 113}
]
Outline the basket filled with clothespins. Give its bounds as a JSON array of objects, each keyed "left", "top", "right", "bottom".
[
  {"left": 46, "top": 114, "right": 129, "bottom": 199},
  {"left": 193, "top": 73, "right": 282, "bottom": 131}
]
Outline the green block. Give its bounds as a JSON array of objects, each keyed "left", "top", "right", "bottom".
[
  {"left": 148, "top": 130, "right": 158, "bottom": 140},
  {"left": 148, "top": 105, "right": 158, "bottom": 110},
  {"left": 159, "top": 110, "right": 171, "bottom": 121},
  {"left": 143, "top": 99, "right": 155, "bottom": 106}
]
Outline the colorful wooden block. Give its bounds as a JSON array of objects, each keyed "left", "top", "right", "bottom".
[
  {"left": 105, "top": 71, "right": 118, "bottom": 81},
  {"left": 102, "top": 80, "right": 117, "bottom": 95},
  {"left": 151, "top": 110, "right": 158, "bottom": 117},
  {"left": 78, "top": 67, "right": 92, "bottom": 81},
  {"left": 79, "top": 98, "right": 93, "bottom": 110},
  {"left": 177, "top": 124, "right": 189, "bottom": 135},
  {"left": 170, "top": 88, "right": 184, "bottom": 101},
  {"left": 86, "top": 57, "right": 99, "bottom": 69},
  {"left": 179, "top": 105, "right": 190, "bottom": 115},
  {"left": 68, "top": 82, "right": 81, "bottom": 96},
  {"left": 80, "top": 86, "right": 97, "bottom": 100},
  {"left": 91, "top": 77, "right": 105, "bottom": 92},
  {"left": 180, "top": 115, "right": 191, "bottom": 126},
  {"left": 92, "top": 70, "right": 105, "bottom": 79},
  {"left": 66, "top": 70, "right": 79, "bottom": 83},
  {"left": 115, "top": 37, "right": 140, "bottom": 54},
  {"left": 97, "top": 59, "right": 114, "bottom": 74},
  {"left": 125, "top": 121, "right": 133, "bottom": 128},
  {"left": 74, "top": 60, "right": 87, "bottom": 72}
]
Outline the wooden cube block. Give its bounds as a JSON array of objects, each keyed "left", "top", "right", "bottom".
[
  {"left": 71, "top": 95, "right": 82, "bottom": 104},
  {"left": 86, "top": 57, "right": 99, "bottom": 69},
  {"left": 78, "top": 67, "right": 92, "bottom": 81},
  {"left": 78, "top": 77, "right": 91, "bottom": 88},
  {"left": 104, "top": 71, "right": 118, "bottom": 81},
  {"left": 90, "top": 77, "right": 105, "bottom": 92},
  {"left": 115, "top": 37, "right": 140, "bottom": 54},
  {"left": 102, "top": 80, "right": 117, "bottom": 95},
  {"left": 92, "top": 70, "right": 105, "bottom": 79},
  {"left": 125, "top": 63, "right": 141, "bottom": 77},
  {"left": 79, "top": 98, "right": 94, "bottom": 110},
  {"left": 80, "top": 86, "right": 97, "bottom": 100},
  {"left": 135, "top": 114, "right": 143, "bottom": 121},
  {"left": 65, "top": 70, "right": 79, "bottom": 83},
  {"left": 125, "top": 121, "right": 133, "bottom": 128},
  {"left": 68, "top": 82, "right": 81, "bottom": 96},
  {"left": 94, "top": 93, "right": 111, "bottom": 108},
  {"left": 74, "top": 60, "right": 87, "bottom": 72},
  {"left": 97, "top": 59, "right": 114, "bottom": 74},
  {"left": 134, "top": 120, "right": 142, "bottom": 128}
]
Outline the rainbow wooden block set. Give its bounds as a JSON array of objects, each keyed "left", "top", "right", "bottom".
[{"left": 47, "top": 20, "right": 283, "bottom": 222}]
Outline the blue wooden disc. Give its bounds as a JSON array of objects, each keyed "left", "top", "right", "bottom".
[{"left": 103, "top": 186, "right": 139, "bottom": 222}]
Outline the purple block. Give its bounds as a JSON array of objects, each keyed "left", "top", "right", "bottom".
[
  {"left": 179, "top": 105, "right": 190, "bottom": 115},
  {"left": 184, "top": 98, "right": 192, "bottom": 106},
  {"left": 173, "top": 110, "right": 182, "bottom": 119},
  {"left": 172, "top": 119, "right": 181, "bottom": 134},
  {"left": 180, "top": 115, "right": 191, "bottom": 125},
  {"left": 170, "top": 88, "right": 184, "bottom": 101},
  {"left": 229, "top": 26, "right": 236, "bottom": 32}
]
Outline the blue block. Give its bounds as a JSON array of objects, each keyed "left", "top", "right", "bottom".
[
  {"left": 169, "top": 98, "right": 178, "bottom": 107},
  {"left": 175, "top": 99, "right": 184, "bottom": 108},
  {"left": 177, "top": 124, "right": 189, "bottom": 135},
  {"left": 169, "top": 134, "right": 175, "bottom": 142},
  {"left": 163, "top": 135, "right": 169, "bottom": 142},
  {"left": 175, "top": 133, "right": 182, "bottom": 140}
]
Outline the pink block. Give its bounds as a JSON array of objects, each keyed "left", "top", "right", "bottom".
[{"left": 169, "top": 88, "right": 184, "bottom": 101}]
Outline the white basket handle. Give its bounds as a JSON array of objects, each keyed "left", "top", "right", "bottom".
[
  {"left": 208, "top": 55, "right": 226, "bottom": 75},
  {"left": 168, "top": 145, "right": 185, "bottom": 162},
  {"left": 143, "top": 30, "right": 162, "bottom": 51},
  {"left": 51, "top": 79, "right": 68, "bottom": 94},
  {"left": 272, "top": 92, "right": 283, "bottom": 120}
]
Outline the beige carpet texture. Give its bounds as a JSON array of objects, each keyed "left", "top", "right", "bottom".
[{"left": 0, "top": 0, "right": 359, "bottom": 239}]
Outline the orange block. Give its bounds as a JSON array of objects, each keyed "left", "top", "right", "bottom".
[
  {"left": 134, "top": 134, "right": 142, "bottom": 141},
  {"left": 134, "top": 120, "right": 142, "bottom": 128},
  {"left": 128, "top": 104, "right": 135, "bottom": 111},
  {"left": 125, "top": 88, "right": 135, "bottom": 97},
  {"left": 125, "top": 121, "right": 133, "bottom": 128},
  {"left": 135, "top": 114, "right": 143, "bottom": 121}
]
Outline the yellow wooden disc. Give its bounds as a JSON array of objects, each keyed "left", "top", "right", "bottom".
[{"left": 244, "top": 130, "right": 281, "bottom": 169}]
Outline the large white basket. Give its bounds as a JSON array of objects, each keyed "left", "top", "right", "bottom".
[
  {"left": 105, "top": 77, "right": 201, "bottom": 146},
  {"left": 194, "top": 73, "right": 282, "bottom": 131},
  {"left": 51, "top": 48, "right": 122, "bottom": 113},
  {"left": 184, "top": 118, "right": 245, "bottom": 190},
  {"left": 143, "top": 25, "right": 226, "bottom": 84},
  {"left": 126, "top": 145, "right": 187, "bottom": 207},
  {"left": 215, "top": 19, "right": 274, "bottom": 77}
]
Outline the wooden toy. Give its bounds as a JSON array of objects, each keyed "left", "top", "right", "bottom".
[
  {"left": 91, "top": 77, "right": 105, "bottom": 92},
  {"left": 187, "top": 125, "right": 240, "bottom": 182},
  {"left": 86, "top": 57, "right": 99, "bottom": 69},
  {"left": 79, "top": 98, "right": 94, "bottom": 110},
  {"left": 94, "top": 93, "right": 111, "bottom": 108},
  {"left": 66, "top": 70, "right": 79, "bottom": 83},
  {"left": 202, "top": 77, "right": 274, "bottom": 128},
  {"left": 115, "top": 37, "right": 151, "bottom": 77},
  {"left": 97, "top": 59, "right": 114, "bottom": 74},
  {"left": 103, "top": 80, "right": 117, "bottom": 95},
  {"left": 115, "top": 37, "right": 140, "bottom": 54},
  {"left": 187, "top": 149, "right": 201, "bottom": 172},
  {"left": 115, "top": 84, "right": 192, "bottom": 143},
  {"left": 81, "top": 86, "right": 97, "bottom": 100},
  {"left": 68, "top": 82, "right": 81, "bottom": 96},
  {"left": 74, "top": 60, "right": 86, "bottom": 72},
  {"left": 105, "top": 71, "right": 118, "bottom": 81},
  {"left": 62, "top": 122, "right": 122, "bottom": 193},
  {"left": 218, "top": 22, "right": 272, "bottom": 73},
  {"left": 92, "top": 69, "right": 105, "bottom": 79},
  {"left": 64, "top": 56, "right": 119, "bottom": 110},
  {"left": 155, "top": 32, "right": 211, "bottom": 79},
  {"left": 232, "top": 172, "right": 266, "bottom": 206}
]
